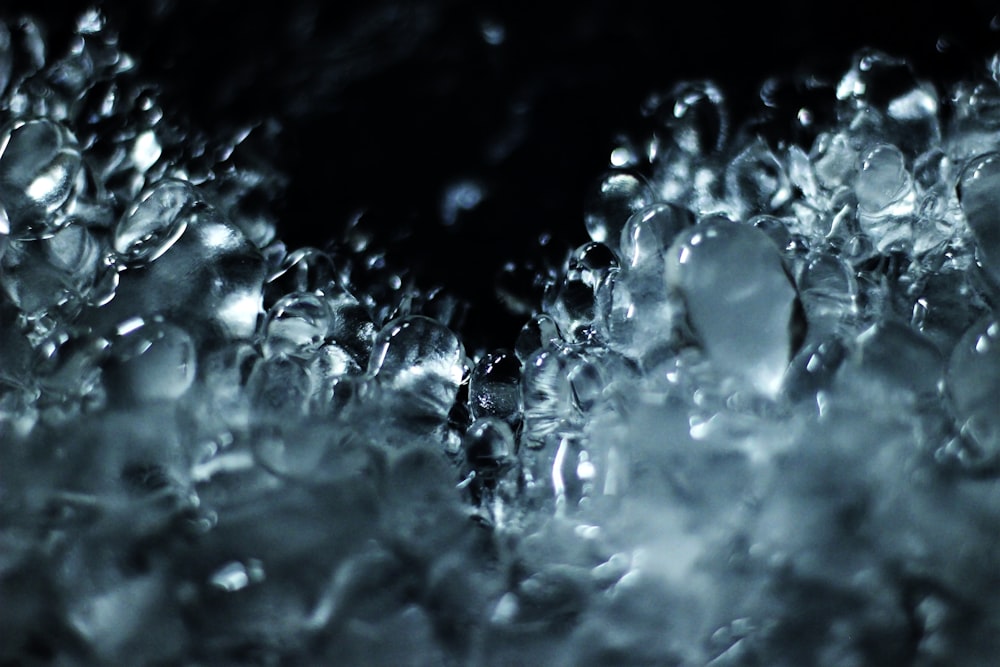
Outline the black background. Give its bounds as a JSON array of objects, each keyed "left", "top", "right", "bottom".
[{"left": 13, "top": 1, "right": 1000, "bottom": 350}]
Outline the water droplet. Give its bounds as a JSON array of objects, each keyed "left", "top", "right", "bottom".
[
  {"left": 837, "top": 49, "right": 940, "bottom": 153},
  {"left": 35, "top": 331, "right": 109, "bottom": 408},
  {"left": 544, "top": 276, "right": 598, "bottom": 343},
  {"left": 97, "top": 204, "right": 265, "bottom": 341},
  {"left": 246, "top": 353, "right": 312, "bottom": 415},
  {"left": 598, "top": 269, "right": 685, "bottom": 365},
  {"left": 657, "top": 80, "right": 729, "bottom": 155},
  {"left": 857, "top": 144, "right": 911, "bottom": 213},
  {"left": 480, "top": 19, "right": 506, "bottom": 46}
]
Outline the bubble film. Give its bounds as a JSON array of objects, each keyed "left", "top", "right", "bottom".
[{"left": 4, "top": 8, "right": 1000, "bottom": 667}]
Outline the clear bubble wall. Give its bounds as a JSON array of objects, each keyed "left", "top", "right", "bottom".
[{"left": 3, "top": 8, "right": 1000, "bottom": 666}]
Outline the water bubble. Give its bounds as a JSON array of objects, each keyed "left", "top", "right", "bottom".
[
  {"left": 725, "top": 137, "right": 791, "bottom": 217},
  {"left": 209, "top": 559, "right": 266, "bottom": 593},
  {"left": 946, "top": 317, "right": 1000, "bottom": 467},
  {"left": 797, "top": 252, "right": 858, "bottom": 341},
  {"left": 783, "top": 337, "right": 848, "bottom": 401},
  {"left": 812, "top": 131, "right": 858, "bottom": 191},
  {"left": 583, "top": 171, "right": 655, "bottom": 247},
  {"left": 521, "top": 347, "right": 579, "bottom": 448},
  {"left": 666, "top": 218, "right": 801, "bottom": 397},
  {"left": 1, "top": 237, "right": 83, "bottom": 319},
  {"left": 0, "top": 118, "right": 82, "bottom": 238},
  {"left": 567, "top": 241, "right": 619, "bottom": 289},
  {"left": 246, "top": 353, "right": 312, "bottom": 415},
  {"left": 463, "top": 417, "right": 515, "bottom": 478},
  {"left": 646, "top": 80, "right": 728, "bottom": 155},
  {"left": 856, "top": 144, "right": 912, "bottom": 213},
  {"left": 368, "top": 315, "right": 465, "bottom": 421},
  {"left": 104, "top": 318, "right": 196, "bottom": 404},
  {"left": 12, "top": 9, "right": 1000, "bottom": 665},
  {"left": 496, "top": 259, "right": 556, "bottom": 318},
  {"left": 909, "top": 268, "right": 987, "bottom": 352},
  {"left": 598, "top": 269, "right": 685, "bottom": 366},
  {"left": 469, "top": 349, "right": 522, "bottom": 428},
  {"left": 96, "top": 203, "right": 265, "bottom": 341},
  {"left": 113, "top": 179, "right": 197, "bottom": 265},
  {"left": 515, "top": 313, "right": 562, "bottom": 362},
  {"left": 619, "top": 202, "right": 693, "bottom": 277},
  {"left": 958, "top": 152, "right": 1000, "bottom": 286},
  {"left": 851, "top": 320, "right": 944, "bottom": 399},
  {"left": 440, "top": 179, "right": 484, "bottom": 226},
  {"left": 324, "top": 286, "right": 376, "bottom": 367},
  {"left": 543, "top": 275, "right": 598, "bottom": 344},
  {"left": 34, "top": 330, "right": 109, "bottom": 411},
  {"left": 837, "top": 49, "right": 940, "bottom": 154},
  {"left": 261, "top": 292, "right": 332, "bottom": 359}
]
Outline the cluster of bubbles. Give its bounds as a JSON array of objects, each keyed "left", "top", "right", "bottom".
[{"left": 4, "top": 8, "right": 1000, "bottom": 666}]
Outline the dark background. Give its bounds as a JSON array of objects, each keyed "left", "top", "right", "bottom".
[{"left": 13, "top": 1, "right": 1000, "bottom": 351}]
